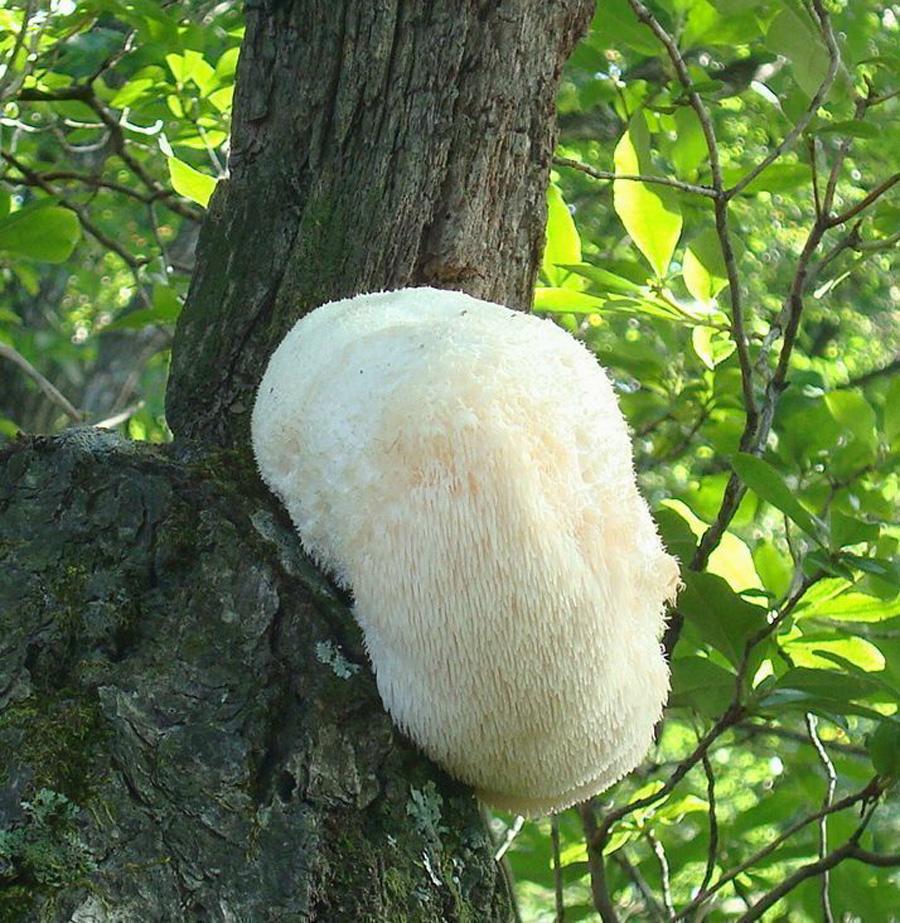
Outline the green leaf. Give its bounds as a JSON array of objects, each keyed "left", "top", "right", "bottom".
[
  {"left": 766, "top": 5, "right": 829, "bottom": 98},
  {"left": 669, "top": 656, "right": 736, "bottom": 717},
  {"left": 109, "top": 77, "right": 155, "bottom": 108},
  {"left": 542, "top": 184, "right": 582, "bottom": 288},
  {"left": 830, "top": 510, "right": 879, "bottom": 550},
  {"left": 613, "top": 114, "right": 683, "bottom": 278},
  {"left": 677, "top": 571, "right": 767, "bottom": 666},
  {"left": 683, "top": 228, "right": 730, "bottom": 303},
  {"left": 559, "top": 263, "right": 645, "bottom": 295},
  {"left": 815, "top": 119, "right": 879, "bottom": 140},
  {"left": 725, "top": 162, "right": 812, "bottom": 195},
  {"left": 692, "top": 325, "right": 736, "bottom": 369},
  {"left": 868, "top": 719, "right": 900, "bottom": 778},
  {"left": 595, "top": 0, "right": 659, "bottom": 55},
  {"left": 783, "top": 635, "right": 886, "bottom": 672},
  {"left": 533, "top": 288, "right": 605, "bottom": 314},
  {"left": 654, "top": 507, "right": 697, "bottom": 566},
  {"left": 166, "top": 50, "right": 216, "bottom": 94},
  {"left": 885, "top": 376, "right": 900, "bottom": 445},
  {"left": 208, "top": 85, "right": 234, "bottom": 113},
  {"left": 764, "top": 667, "right": 887, "bottom": 719},
  {"left": 0, "top": 200, "right": 81, "bottom": 263},
  {"left": 732, "top": 453, "right": 826, "bottom": 543},
  {"left": 671, "top": 107, "right": 707, "bottom": 177},
  {"left": 825, "top": 390, "right": 877, "bottom": 450},
  {"left": 104, "top": 284, "right": 182, "bottom": 331},
  {"left": 799, "top": 591, "right": 900, "bottom": 623},
  {"left": 753, "top": 540, "right": 792, "bottom": 600},
  {"left": 167, "top": 157, "right": 217, "bottom": 207}
]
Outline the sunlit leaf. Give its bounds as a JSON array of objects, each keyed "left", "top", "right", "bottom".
[
  {"left": 542, "top": 184, "right": 582, "bottom": 288},
  {"left": 167, "top": 157, "right": 218, "bottom": 207},
  {"left": 613, "top": 114, "right": 683, "bottom": 278},
  {"left": 671, "top": 107, "right": 707, "bottom": 177},
  {"left": 692, "top": 325, "right": 736, "bottom": 369},
  {"left": 683, "top": 227, "right": 732, "bottom": 303},
  {"left": 783, "top": 635, "right": 886, "bottom": 672}
]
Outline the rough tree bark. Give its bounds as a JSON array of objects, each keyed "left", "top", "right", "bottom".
[{"left": 0, "top": 2, "right": 592, "bottom": 920}]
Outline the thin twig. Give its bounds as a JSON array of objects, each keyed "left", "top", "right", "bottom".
[
  {"left": 736, "top": 721, "right": 867, "bottom": 758},
  {"left": 613, "top": 852, "right": 666, "bottom": 921},
  {"left": 674, "top": 777, "right": 884, "bottom": 919},
  {"left": 809, "top": 137, "right": 822, "bottom": 220},
  {"left": 550, "top": 814, "right": 566, "bottom": 922},
  {"left": 806, "top": 713, "right": 837, "bottom": 923},
  {"left": 0, "top": 344, "right": 82, "bottom": 423},
  {"left": 493, "top": 814, "right": 524, "bottom": 862},
  {"left": 826, "top": 171, "right": 900, "bottom": 228},
  {"left": 626, "top": 0, "right": 755, "bottom": 431},
  {"left": 0, "top": 150, "right": 149, "bottom": 269},
  {"left": 593, "top": 704, "right": 745, "bottom": 848},
  {"left": 837, "top": 358, "right": 900, "bottom": 390},
  {"left": 0, "top": 0, "right": 37, "bottom": 101},
  {"left": 553, "top": 155, "right": 718, "bottom": 198},
  {"left": 15, "top": 85, "right": 204, "bottom": 222},
  {"left": 727, "top": 1, "right": 840, "bottom": 200},
  {"left": 647, "top": 830, "right": 674, "bottom": 919},
  {"left": 91, "top": 401, "right": 144, "bottom": 430},
  {"left": 736, "top": 807, "right": 897, "bottom": 923},
  {"left": 579, "top": 801, "right": 620, "bottom": 923},
  {"left": 699, "top": 752, "right": 719, "bottom": 896}
]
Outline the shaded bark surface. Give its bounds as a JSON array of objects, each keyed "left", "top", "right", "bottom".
[
  {"left": 1, "top": 431, "right": 507, "bottom": 920},
  {"left": 1, "top": 0, "right": 593, "bottom": 919},
  {"left": 168, "top": 0, "right": 592, "bottom": 447}
]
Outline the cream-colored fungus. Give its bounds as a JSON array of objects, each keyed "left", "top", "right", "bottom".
[{"left": 252, "top": 287, "right": 678, "bottom": 816}]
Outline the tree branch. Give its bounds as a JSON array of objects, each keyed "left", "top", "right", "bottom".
[
  {"left": 0, "top": 344, "right": 82, "bottom": 424},
  {"left": 726, "top": 0, "right": 840, "bottom": 200},
  {"left": 553, "top": 155, "right": 718, "bottom": 198},
  {"left": 736, "top": 839, "right": 899, "bottom": 922},
  {"left": 837, "top": 358, "right": 900, "bottom": 390},
  {"left": 0, "top": 150, "right": 150, "bottom": 269},
  {"left": 612, "top": 852, "right": 666, "bottom": 921},
  {"left": 826, "top": 171, "right": 900, "bottom": 228},
  {"left": 592, "top": 704, "right": 746, "bottom": 848},
  {"left": 551, "top": 814, "right": 566, "bottom": 922},
  {"left": 699, "top": 752, "right": 719, "bottom": 896},
  {"left": 675, "top": 777, "right": 884, "bottom": 919},
  {"left": 806, "top": 713, "right": 837, "bottom": 923},
  {"left": 625, "top": 1, "right": 755, "bottom": 431},
  {"left": 579, "top": 801, "right": 620, "bottom": 923}
]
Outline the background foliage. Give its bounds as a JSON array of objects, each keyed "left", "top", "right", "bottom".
[{"left": 1, "top": 1, "right": 898, "bottom": 920}]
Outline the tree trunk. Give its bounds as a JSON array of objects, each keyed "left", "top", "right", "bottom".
[{"left": 0, "top": 2, "right": 592, "bottom": 919}]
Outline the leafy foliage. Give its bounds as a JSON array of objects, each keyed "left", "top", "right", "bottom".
[
  {"left": 512, "top": 0, "right": 900, "bottom": 919},
  {"left": 0, "top": 0, "right": 240, "bottom": 439},
  {"left": 0, "top": 0, "right": 898, "bottom": 920}
]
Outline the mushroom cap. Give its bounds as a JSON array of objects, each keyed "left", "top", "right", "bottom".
[{"left": 252, "top": 287, "right": 678, "bottom": 816}]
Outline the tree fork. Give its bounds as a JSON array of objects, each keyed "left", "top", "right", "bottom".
[
  {"left": 0, "top": 1, "right": 592, "bottom": 919},
  {"left": 168, "top": 0, "right": 593, "bottom": 447}
]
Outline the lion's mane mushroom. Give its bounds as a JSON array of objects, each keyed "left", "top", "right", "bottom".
[{"left": 251, "top": 287, "right": 679, "bottom": 816}]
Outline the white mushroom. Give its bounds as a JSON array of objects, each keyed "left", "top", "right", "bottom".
[{"left": 252, "top": 287, "right": 679, "bottom": 816}]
